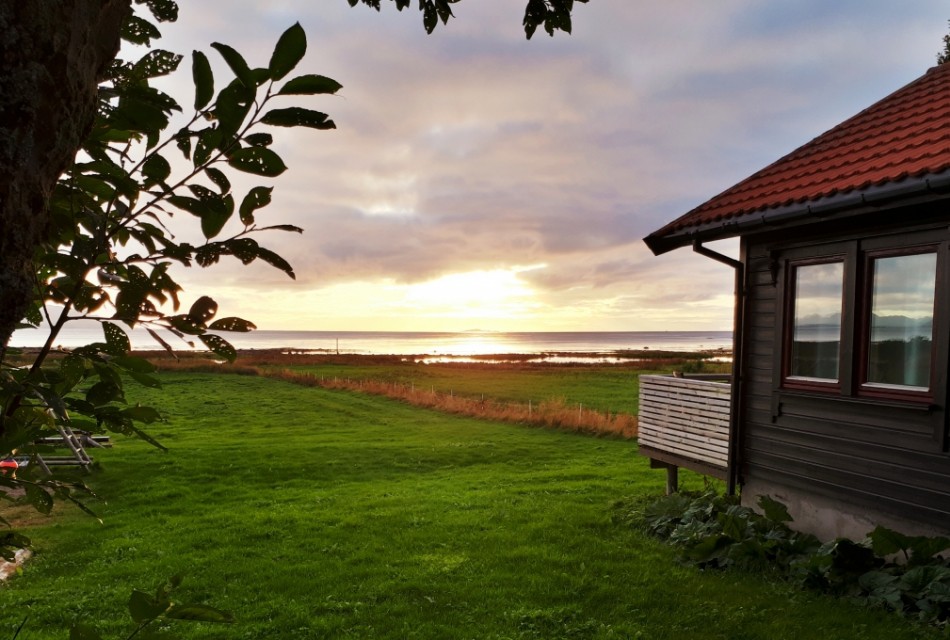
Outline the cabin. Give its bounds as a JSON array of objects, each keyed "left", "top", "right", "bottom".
[{"left": 641, "top": 62, "right": 950, "bottom": 541}]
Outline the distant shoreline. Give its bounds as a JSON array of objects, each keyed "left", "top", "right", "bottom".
[
  {"left": 133, "top": 347, "right": 734, "bottom": 367},
  {"left": 9, "top": 328, "right": 733, "bottom": 355}
]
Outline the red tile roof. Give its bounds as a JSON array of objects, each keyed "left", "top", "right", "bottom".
[{"left": 645, "top": 63, "right": 950, "bottom": 254}]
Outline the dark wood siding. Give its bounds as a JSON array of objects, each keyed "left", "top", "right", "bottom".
[{"left": 738, "top": 203, "right": 950, "bottom": 530}]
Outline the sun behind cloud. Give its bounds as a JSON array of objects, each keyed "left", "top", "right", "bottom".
[{"left": 401, "top": 266, "right": 544, "bottom": 321}]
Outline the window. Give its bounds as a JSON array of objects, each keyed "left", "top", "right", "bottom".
[
  {"left": 863, "top": 251, "right": 936, "bottom": 394},
  {"left": 787, "top": 261, "right": 844, "bottom": 384},
  {"left": 780, "top": 236, "right": 944, "bottom": 402}
]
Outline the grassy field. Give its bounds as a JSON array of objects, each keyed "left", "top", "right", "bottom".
[
  {"left": 2, "top": 373, "right": 937, "bottom": 639},
  {"left": 273, "top": 361, "right": 650, "bottom": 414},
  {"left": 155, "top": 349, "right": 726, "bottom": 416}
]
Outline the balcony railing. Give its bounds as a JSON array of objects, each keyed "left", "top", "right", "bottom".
[{"left": 638, "top": 374, "right": 732, "bottom": 490}]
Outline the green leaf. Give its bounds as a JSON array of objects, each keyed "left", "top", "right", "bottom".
[
  {"left": 23, "top": 483, "right": 55, "bottom": 515},
  {"left": 212, "top": 194, "right": 235, "bottom": 238},
  {"left": 195, "top": 238, "right": 261, "bottom": 267},
  {"left": 269, "top": 22, "right": 307, "bottom": 81},
  {"left": 175, "top": 130, "right": 193, "bottom": 159},
  {"left": 121, "top": 15, "right": 162, "bottom": 46},
  {"left": 906, "top": 536, "right": 950, "bottom": 566},
  {"left": 182, "top": 186, "right": 234, "bottom": 239},
  {"left": 684, "top": 533, "right": 732, "bottom": 564},
  {"left": 278, "top": 73, "right": 343, "bottom": 96},
  {"left": 166, "top": 315, "right": 204, "bottom": 336},
  {"left": 422, "top": 2, "right": 437, "bottom": 32},
  {"left": 128, "top": 370, "right": 163, "bottom": 389},
  {"left": 243, "top": 132, "right": 273, "bottom": 147},
  {"left": 141, "top": 153, "right": 171, "bottom": 187},
  {"left": 129, "top": 589, "right": 170, "bottom": 624},
  {"left": 869, "top": 526, "right": 911, "bottom": 558},
  {"left": 134, "top": 0, "right": 178, "bottom": 22},
  {"left": 212, "top": 82, "right": 253, "bottom": 142},
  {"left": 166, "top": 603, "right": 235, "bottom": 623},
  {"left": 238, "top": 186, "right": 273, "bottom": 225},
  {"left": 211, "top": 42, "right": 255, "bottom": 89},
  {"left": 113, "top": 355, "right": 157, "bottom": 374},
  {"left": 256, "top": 246, "right": 296, "bottom": 279},
  {"left": 193, "top": 127, "right": 224, "bottom": 167},
  {"left": 60, "top": 353, "right": 89, "bottom": 389},
  {"left": 261, "top": 107, "right": 335, "bottom": 130},
  {"left": 859, "top": 570, "right": 899, "bottom": 592},
  {"left": 121, "top": 405, "right": 162, "bottom": 424},
  {"left": 168, "top": 195, "right": 209, "bottom": 217},
  {"left": 205, "top": 167, "right": 231, "bottom": 194},
  {"left": 86, "top": 380, "right": 124, "bottom": 407},
  {"left": 900, "top": 566, "right": 947, "bottom": 594},
  {"left": 259, "top": 224, "right": 303, "bottom": 233},
  {"left": 102, "top": 321, "right": 131, "bottom": 355},
  {"left": 188, "top": 296, "right": 218, "bottom": 324},
  {"left": 523, "top": 0, "right": 544, "bottom": 38},
  {"left": 112, "top": 265, "right": 151, "bottom": 325},
  {"left": 228, "top": 147, "right": 287, "bottom": 177},
  {"left": 199, "top": 334, "right": 237, "bottom": 363},
  {"left": 73, "top": 283, "right": 109, "bottom": 314},
  {"left": 757, "top": 495, "right": 793, "bottom": 524},
  {"left": 209, "top": 317, "right": 257, "bottom": 332},
  {"left": 132, "top": 49, "right": 182, "bottom": 80},
  {"left": 718, "top": 511, "right": 747, "bottom": 540},
  {"left": 192, "top": 50, "right": 214, "bottom": 110},
  {"left": 109, "top": 96, "right": 174, "bottom": 148}
]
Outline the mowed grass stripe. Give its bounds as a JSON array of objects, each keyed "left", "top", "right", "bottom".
[{"left": 2, "top": 374, "right": 937, "bottom": 639}]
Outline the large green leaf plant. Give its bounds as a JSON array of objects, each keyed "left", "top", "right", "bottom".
[{"left": 0, "top": 0, "right": 339, "bottom": 575}]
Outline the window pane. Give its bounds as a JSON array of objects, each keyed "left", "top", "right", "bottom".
[
  {"left": 866, "top": 252, "right": 936, "bottom": 390},
  {"left": 789, "top": 262, "right": 843, "bottom": 381}
]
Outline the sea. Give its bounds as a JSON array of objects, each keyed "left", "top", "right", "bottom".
[{"left": 10, "top": 325, "right": 732, "bottom": 362}]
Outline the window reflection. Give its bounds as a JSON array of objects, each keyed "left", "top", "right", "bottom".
[
  {"left": 866, "top": 252, "right": 936, "bottom": 390},
  {"left": 789, "top": 262, "right": 843, "bottom": 381}
]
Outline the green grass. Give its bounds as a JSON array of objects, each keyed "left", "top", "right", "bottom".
[
  {"left": 273, "top": 361, "right": 667, "bottom": 415},
  {"left": 2, "top": 373, "right": 937, "bottom": 639}
]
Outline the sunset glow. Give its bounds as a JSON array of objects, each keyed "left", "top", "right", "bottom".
[
  {"left": 401, "top": 268, "right": 541, "bottom": 320},
  {"left": 94, "top": 2, "right": 948, "bottom": 333}
]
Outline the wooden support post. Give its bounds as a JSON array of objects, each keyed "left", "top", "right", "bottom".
[
  {"left": 649, "top": 458, "right": 680, "bottom": 495},
  {"left": 666, "top": 466, "right": 679, "bottom": 495}
]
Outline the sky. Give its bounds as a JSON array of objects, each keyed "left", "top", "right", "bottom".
[{"left": 141, "top": 1, "right": 947, "bottom": 333}]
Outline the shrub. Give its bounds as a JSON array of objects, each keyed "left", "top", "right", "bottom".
[{"left": 622, "top": 491, "right": 950, "bottom": 626}]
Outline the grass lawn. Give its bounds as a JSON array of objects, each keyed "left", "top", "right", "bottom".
[
  {"left": 2, "top": 373, "right": 937, "bottom": 639},
  {"left": 231, "top": 352, "right": 678, "bottom": 415}
]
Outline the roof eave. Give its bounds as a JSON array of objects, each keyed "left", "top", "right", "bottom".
[{"left": 643, "top": 170, "right": 950, "bottom": 256}]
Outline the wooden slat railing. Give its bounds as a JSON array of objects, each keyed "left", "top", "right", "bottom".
[{"left": 638, "top": 374, "right": 731, "bottom": 485}]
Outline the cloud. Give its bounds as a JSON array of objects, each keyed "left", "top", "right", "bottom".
[{"left": 126, "top": 0, "right": 949, "bottom": 330}]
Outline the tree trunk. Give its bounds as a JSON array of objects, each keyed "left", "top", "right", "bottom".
[{"left": 0, "top": 0, "right": 129, "bottom": 351}]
